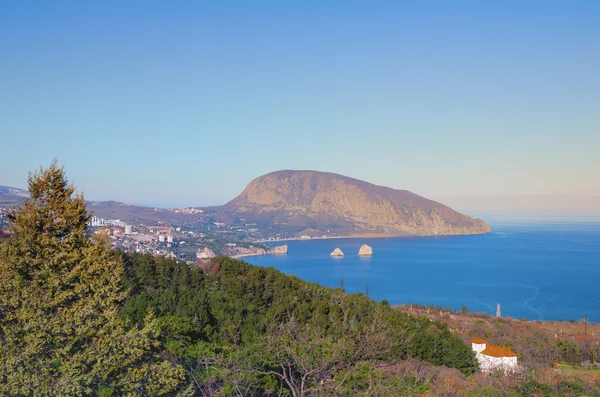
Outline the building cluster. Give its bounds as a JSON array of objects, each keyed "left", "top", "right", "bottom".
[
  {"left": 94, "top": 222, "right": 200, "bottom": 261},
  {"left": 89, "top": 216, "right": 128, "bottom": 228},
  {"left": 0, "top": 207, "right": 8, "bottom": 226},
  {"left": 104, "top": 227, "right": 178, "bottom": 259},
  {"left": 172, "top": 207, "right": 204, "bottom": 214},
  {"left": 84, "top": 212, "right": 268, "bottom": 263},
  {"left": 158, "top": 234, "right": 174, "bottom": 243}
]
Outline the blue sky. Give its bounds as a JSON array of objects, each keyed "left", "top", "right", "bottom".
[{"left": 1, "top": 1, "right": 599, "bottom": 209}]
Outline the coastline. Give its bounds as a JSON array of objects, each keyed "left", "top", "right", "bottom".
[
  {"left": 246, "top": 230, "right": 492, "bottom": 257},
  {"left": 253, "top": 230, "right": 491, "bottom": 244},
  {"left": 254, "top": 233, "right": 408, "bottom": 244},
  {"left": 231, "top": 252, "right": 271, "bottom": 259}
]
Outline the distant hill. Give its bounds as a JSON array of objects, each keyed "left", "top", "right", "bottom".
[
  {"left": 218, "top": 170, "right": 491, "bottom": 237},
  {"left": 0, "top": 186, "right": 192, "bottom": 225},
  {"left": 0, "top": 185, "right": 29, "bottom": 206},
  {"left": 2, "top": 171, "right": 491, "bottom": 237}
]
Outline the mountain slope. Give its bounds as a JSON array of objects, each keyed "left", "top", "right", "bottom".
[
  {"left": 221, "top": 170, "right": 491, "bottom": 236},
  {"left": 0, "top": 185, "right": 29, "bottom": 206}
]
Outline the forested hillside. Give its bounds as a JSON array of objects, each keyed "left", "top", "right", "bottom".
[
  {"left": 0, "top": 162, "right": 477, "bottom": 396},
  {"left": 4, "top": 162, "right": 596, "bottom": 396},
  {"left": 119, "top": 253, "right": 478, "bottom": 395}
]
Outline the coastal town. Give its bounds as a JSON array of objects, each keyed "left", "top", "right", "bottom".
[
  {"left": 0, "top": 207, "right": 288, "bottom": 262},
  {"left": 86, "top": 214, "right": 282, "bottom": 262}
]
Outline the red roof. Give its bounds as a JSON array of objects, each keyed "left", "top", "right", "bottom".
[
  {"left": 471, "top": 338, "right": 487, "bottom": 344},
  {"left": 481, "top": 345, "right": 518, "bottom": 358}
]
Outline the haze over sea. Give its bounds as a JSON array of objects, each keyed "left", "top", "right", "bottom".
[{"left": 246, "top": 218, "right": 600, "bottom": 322}]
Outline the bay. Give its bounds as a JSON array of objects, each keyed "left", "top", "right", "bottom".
[{"left": 245, "top": 219, "right": 600, "bottom": 322}]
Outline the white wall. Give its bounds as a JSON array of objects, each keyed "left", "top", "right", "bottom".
[
  {"left": 472, "top": 342, "right": 486, "bottom": 354},
  {"left": 477, "top": 354, "right": 518, "bottom": 373}
]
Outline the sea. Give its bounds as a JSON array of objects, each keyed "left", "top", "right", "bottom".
[{"left": 245, "top": 217, "right": 600, "bottom": 322}]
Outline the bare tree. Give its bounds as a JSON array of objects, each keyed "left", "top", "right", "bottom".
[{"left": 257, "top": 306, "right": 411, "bottom": 397}]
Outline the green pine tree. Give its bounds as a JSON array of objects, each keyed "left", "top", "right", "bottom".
[{"left": 0, "top": 161, "right": 185, "bottom": 395}]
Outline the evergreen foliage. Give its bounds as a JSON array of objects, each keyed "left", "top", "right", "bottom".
[
  {"left": 0, "top": 161, "right": 184, "bottom": 395},
  {"left": 120, "top": 253, "right": 479, "bottom": 394},
  {"left": 0, "top": 161, "right": 480, "bottom": 396},
  {"left": 1, "top": 162, "right": 597, "bottom": 396}
]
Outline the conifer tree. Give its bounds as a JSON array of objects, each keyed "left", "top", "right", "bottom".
[{"left": 0, "top": 161, "right": 185, "bottom": 395}]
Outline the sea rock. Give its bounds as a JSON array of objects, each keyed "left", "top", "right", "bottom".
[
  {"left": 358, "top": 244, "right": 373, "bottom": 256},
  {"left": 271, "top": 245, "right": 288, "bottom": 254},
  {"left": 330, "top": 248, "right": 344, "bottom": 257},
  {"left": 196, "top": 247, "right": 216, "bottom": 260}
]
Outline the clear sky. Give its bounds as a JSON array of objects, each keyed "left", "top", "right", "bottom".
[{"left": 1, "top": 1, "right": 599, "bottom": 210}]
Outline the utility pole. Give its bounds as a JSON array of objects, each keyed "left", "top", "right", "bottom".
[
  {"left": 496, "top": 303, "right": 501, "bottom": 318},
  {"left": 365, "top": 282, "right": 369, "bottom": 298},
  {"left": 585, "top": 314, "right": 588, "bottom": 335}
]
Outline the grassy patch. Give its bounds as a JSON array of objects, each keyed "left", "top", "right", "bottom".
[{"left": 555, "top": 362, "right": 600, "bottom": 375}]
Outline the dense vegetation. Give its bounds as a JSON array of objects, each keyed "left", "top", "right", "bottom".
[
  {"left": 2, "top": 162, "right": 597, "bottom": 396},
  {"left": 0, "top": 162, "right": 184, "bottom": 395},
  {"left": 0, "top": 162, "right": 476, "bottom": 396},
  {"left": 119, "top": 253, "right": 478, "bottom": 395}
]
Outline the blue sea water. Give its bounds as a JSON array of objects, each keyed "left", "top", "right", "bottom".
[{"left": 245, "top": 219, "right": 600, "bottom": 322}]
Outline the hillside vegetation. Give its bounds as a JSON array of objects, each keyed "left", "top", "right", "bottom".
[
  {"left": 396, "top": 305, "right": 600, "bottom": 396},
  {"left": 0, "top": 162, "right": 476, "bottom": 396},
  {"left": 119, "top": 253, "right": 479, "bottom": 395},
  {"left": 2, "top": 162, "right": 597, "bottom": 396}
]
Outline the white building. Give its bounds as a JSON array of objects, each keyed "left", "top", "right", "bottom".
[
  {"left": 90, "top": 216, "right": 105, "bottom": 227},
  {"left": 158, "top": 234, "right": 165, "bottom": 243},
  {"left": 471, "top": 338, "right": 519, "bottom": 373},
  {"left": 89, "top": 216, "right": 127, "bottom": 228},
  {"left": 167, "top": 234, "right": 173, "bottom": 243},
  {"left": 125, "top": 225, "right": 133, "bottom": 234}
]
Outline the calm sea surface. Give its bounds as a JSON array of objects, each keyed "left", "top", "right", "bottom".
[{"left": 245, "top": 219, "right": 600, "bottom": 322}]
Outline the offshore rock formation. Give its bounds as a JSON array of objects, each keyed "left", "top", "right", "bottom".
[
  {"left": 358, "top": 244, "right": 373, "bottom": 256},
  {"left": 271, "top": 245, "right": 288, "bottom": 255},
  {"left": 220, "top": 170, "right": 491, "bottom": 237},
  {"left": 330, "top": 248, "right": 344, "bottom": 257}
]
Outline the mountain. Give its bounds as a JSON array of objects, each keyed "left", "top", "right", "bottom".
[
  {"left": 2, "top": 171, "right": 491, "bottom": 238},
  {"left": 0, "top": 185, "right": 29, "bottom": 206},
  {"left": 0, "top": 187, "right": 178, "bottom": 224},
  {"left": 219, "top": 170, "right": 491, "bottom": 237}
]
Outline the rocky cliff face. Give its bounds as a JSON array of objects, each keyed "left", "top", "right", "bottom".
[
  {"left": 197, "top": 247, "right": 216, "bottom": 259},
  {"left": 270, "top": 245, "right": 288, "bottom": 255},
  {"left": 221, "top": 170, "right": 491, "bottom": 237},
  {"left": 225, "top": 246, "right": 267, "bottom": 258}
]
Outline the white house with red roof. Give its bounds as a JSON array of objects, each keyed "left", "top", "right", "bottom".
[{"left": 471, "top": 338, "right": 519, "bottom": 373}]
